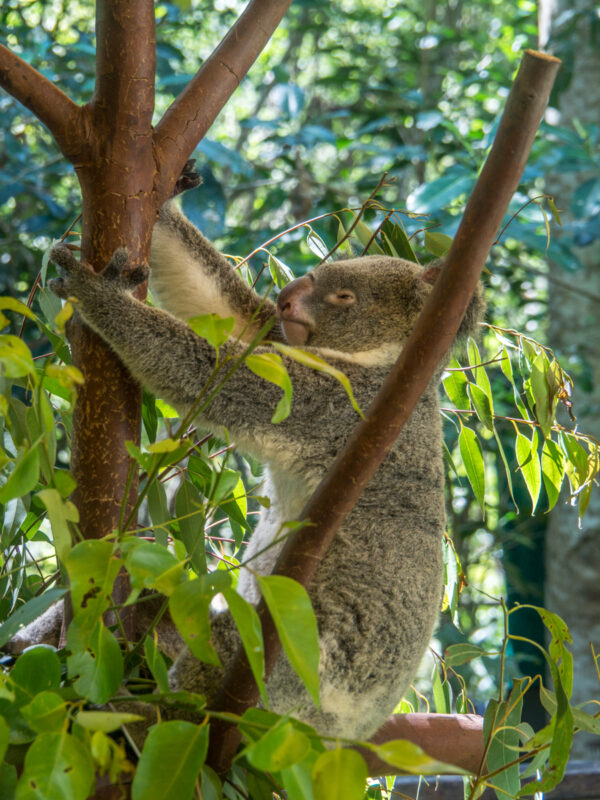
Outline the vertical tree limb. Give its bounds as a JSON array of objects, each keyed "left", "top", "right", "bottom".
[{"left": 206, "top": 49, "right": 561, "bottom": 775}]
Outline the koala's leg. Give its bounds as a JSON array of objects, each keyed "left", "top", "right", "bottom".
[
  {"left": 3, "top": 600, "right": 63, "bottom": 654},
  {"left": 168, "top": 610, "right": 241, "bottom": 702}
]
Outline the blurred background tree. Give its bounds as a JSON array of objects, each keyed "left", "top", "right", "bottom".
[{"left": 1, "top": 0, "right": 598, "bottom": 753}]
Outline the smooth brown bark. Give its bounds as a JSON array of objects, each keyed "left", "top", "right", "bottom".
[{"left": 206, "top": 49, "right": 561, "bottom": 775}]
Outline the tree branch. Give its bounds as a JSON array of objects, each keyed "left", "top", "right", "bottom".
[
  {"left": 153, "top": 0, "right": 293, "bottom": 203},
  {"left": 0, "top": 44, "right": 83, "bottom": 159},
  {"left": 206, "top": 49, "right": 561, "bottom": 775}
]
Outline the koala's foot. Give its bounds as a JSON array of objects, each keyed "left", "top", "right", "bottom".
[
  {"left": 172, "top": 159, "right": 202, "bottom": 198},
  {"left": 49, "top": 246, "right": 149, "bottom": 303}
]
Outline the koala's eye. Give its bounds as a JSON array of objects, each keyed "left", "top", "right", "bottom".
[{"left": 325, "top": 290, "right": 356, "bottom": 307}]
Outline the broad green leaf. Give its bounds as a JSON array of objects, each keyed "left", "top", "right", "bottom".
[
  {"left": 0, "top": 587, "right": 67, "bottom": 648},
  {"left": 168, "top": 576, "right": 229, "bottom": 664},
  {"left": 0, "top": 444, "right": 40, "bottom": 504},
  {"left": 529, "top": 351, "right": 554, "bottom": 438},
  {"left": 458, "top": 425, "right": 485, "bottom": 514},
  {"left": 560, "top": 432, "right": 588, "bottom": 492},
  {"left": 542, "top": 438, "right": 565, "bottom": 511},
  {"left": 424, "top": 230, "right": 453, "bottom": 257},
  {"left": 269, "top": 253, "right": 295, "bottom": 288},
  {"left": 484, "top": 682, "right": 524, "bottom": 800},
  {"left": 246, "top": 351, "right": 292, "bottom": 423},
  {"left": 75, "top": 710, "right": 145, "bottom": 733},
  {"left": 0, "top": 334, "right": 36, "bottom": 378},
  {"left": 536, "top": 607, "right": 573, "bottom": 697},
  {"left": 304, "top": 226, "right": 330, "bottom": 260},
  {"left": 380, "top": 219, "right": 418, "bottom": 261},
  {"left": 0, "top": 296, "right": 38, "bottom": 323},
  {"left": 432, "top": 665, "right": 451, "bottom": 713},
  {"left": 273, "top": 342, "right": 363, "bottom": 418},
  {"left": 515, "top": 430, "right": 541, "bottom": 513},
  {"left": 144, "top": 635, "right": 171, "bottom": 694},
  {"left": 494, "top": 430, "right": 517, "bottom": 511},
  {"left": 223, "top": 588, "right": 267, "bottom": 706},
  {"left": 124, "top": 540, "right": 185, "bottom": 598},
  {"left": 132, "top": 721, "right": 209, "bottom": 800},
  {"left": 353, "top": 218, "right": 385, "bottom": 255},
  {"left": 67, "top": 620, "right": 124, "bottom": 704},
  {"left": 65, "top": 540, "right": 121, "bottom": 634},
  {"left": 467, "top": 338, "right": 491, "bottom": 397},
  {"left": 15, "top": 731, "right": 94, "bottom": 800},
  {"left": 444, "top": 643, "right": 486, "bottom": 667},
  {"left": 257, "top": 575, "right": 320, "bottom": 706},
  {"left": 467, "top": 382, "right": 494, "bottom": 432},
  {"left": 188, "top": 313, "right": 235, "bottom": 349},
  {"left": 443, "top": 361, "right": 470, "bottom": 410},
  {"left": 281, "top": 756, "right": 318, "bottom": 800},
  {"left": 371, "top": 739, "right": 466, "bottom": 774},
  {"left": 21, "top": 692, "right": 67, "bottom": 733},
  {"left": 243, "top": 722, "right": 311, "bottom": 771},
  {"left": 312, "top": 748, "right": 367, "bottom": 800},
  {"left": 36, "top": 488, "right": 79, "bottom": 563},
  {"left": 11, "top": 647, "right": 62, "bottom": 702},
  {"left": 174, "top": 479, "right": 207, "bottom": 574}
]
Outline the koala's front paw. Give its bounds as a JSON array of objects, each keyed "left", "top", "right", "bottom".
[{"left": 49, "top": 246, "right": 149, "bottom": 301}]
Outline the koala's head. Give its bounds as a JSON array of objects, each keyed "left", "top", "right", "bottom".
[{"left": 276, "top": 256, "right": 439, "bottom": 357}]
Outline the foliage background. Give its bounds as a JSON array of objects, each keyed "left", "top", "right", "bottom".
[{"left": 1, "top": 0, "right": 599, "bottom": 795}]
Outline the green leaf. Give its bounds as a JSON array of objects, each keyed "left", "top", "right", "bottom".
[
  {"left": 371, "top": 739, "right": 466, "bottom": 774},
  {"left": 529, "top": 351, "right": 555, "bottom": 438},
  {"left": 515, "top": 429, "right": 541, "bottom": 513},
  {"left": 443, "top": 643, "right": 486, "bottom": 667},
  {"left": 380, "top": 219, "right": 418, "bottom": 261},
  {"left": 0, "top": 334, "right": 36, "bottom": 378},
  {"left": 467, "top": 338, "right": 491, "bottom": 397},
  {"left": 66, "top": 620, "right": 124, "bottom": 704},
  {"left": 174, "top": 479, "right": 207, "bottom": 574},
  {"left": 20, "top": 692, "right": 67, "bottom": 734},
  {"left": 484, "top": 682, "right": 524, "bottom": 800},
  {"left": 246, "top": 352, "right": 293, "bottom": 423},
  {"left": 467, "top": 382, "right": 494, "bottom": 432},
  {"left": 243, "top": 721, "right": 311, "bottom": 771},
  {"left": 0, "top": 296, "right": 38, "bottom": 323},
  {"left": 11, "top": 647, "right": 62, "bottom": 702},
  {"left": 424, "top": 230, "right": 453, "bottom": 258},
  {"left": 15, "top": 731, "right": 94, "bottom": 800},
  {"left": 304, "top": 226, "right": 330, "bottom": 260},
  {"left": 124, "top": 540, "right": 185, "bottom": 598},
  {"left": 542, "top": 438, "right": 565, "bottom": 511},
  {"left": 132, "top": 721, "right": 209, "bottom": 800},
  {"left": 494, "top": 430, "right": 518, "bottom": 512},
  {"left": 36, "top": 488, "right": 79, "bottom": 563},
  {"left": 312, "top": 748, "right": 367, "bottom": 800},
  {"left": 257, "top": 575, "right": 320, "bottom": 706},
  {"left": 188, "top": 313, "right": 235, "bottom": 349},
  {"left": 269, "top": 253, "right": 295, "bottom": 288},
  {"left": 443, "top": 361, "right": 470, "bottom": 410},
  {"left": 353, "top": 218, "right": 384, "bottom": 255},
  {"left": 560, "top": 432, "right": 588, "bottom": 492},
  {"left": 0, "top": 587, "right": 67, "bottom": 648},
  {"left": 458, "top": 425, "right": 485, "bottom": 514},
  {"left": 432, "top": 664, "right": 451, "bottom": 713},
  {"left": 223, "top": 588, "right": 267, "bottom": 706},
  {"left": 75, "top": 710, "right": 145, "bottom": 733},
  {"left": 169, "top": 576, "right": 229, "bottom": 664},
  {"left": 273, "top": 343, "right": 363, "bottom": 418},
  {"left": 0, "top": 444, "right": 40, "bottom": 504},
  {"left": 65, "top": 540, "right": 120, "bottom": 634},
  {"left": 144, "top": 635, "right": 171, "bottom": 694}
]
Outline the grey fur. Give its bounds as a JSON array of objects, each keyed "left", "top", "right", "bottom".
[{"left": 43, "top": 202, "right": 484, "bottom": 740}]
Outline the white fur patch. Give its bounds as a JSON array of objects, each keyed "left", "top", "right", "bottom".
[{"left": 316, "top": 343, "right": 402, "bottom": 367}]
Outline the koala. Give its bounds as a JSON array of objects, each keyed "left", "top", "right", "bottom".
[{"left": 38, "top": 182, "right": 484, "bottom": 742}]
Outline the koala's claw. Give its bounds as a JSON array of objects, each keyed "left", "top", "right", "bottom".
[
  {"left": 48, "top": 245, "right": 149, "bottom": 301},
  {"left": 172, "top": 159, "right": 202, "bottom": 197}
]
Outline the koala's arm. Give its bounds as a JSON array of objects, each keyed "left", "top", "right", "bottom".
[
  {"left": 150, "top": 203, "right": 282, "bottom": 343},
  {"left": 48, "top": 247, "right": 357, "bottom": 446}
]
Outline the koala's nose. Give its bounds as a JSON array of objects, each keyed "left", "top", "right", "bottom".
[{"left": 277, "top": 274, "right": 314, "bottom": 318}]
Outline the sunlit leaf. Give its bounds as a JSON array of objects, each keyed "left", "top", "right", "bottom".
[
  {"left": 243, "top": 721, "right": 311, "bottom": 771},
  {"left": 257, "top": 575, "right": 320, "bottom": 706},
  {"left": 312, "top": 748, "right": 367, "bottom": 800},
  {"left": 541, "top": 438, "right": 565, "bottom": 511},
  {"left": 515, "top": 429, "right": 541, "bottom": 513},
  {"left": 246, "top": 352, "right": 292, "bottom": 423},
  {"left": 458, "top": 425, "right": 485, "bottom": 514},
  {"left": 15, "top": 731, "right": 94, "bottom": 800}
]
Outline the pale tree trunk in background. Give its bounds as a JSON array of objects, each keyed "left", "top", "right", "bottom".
[{"left": 540, "top": 0, "right": 600, "bottom": 760}]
